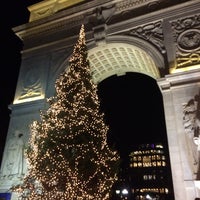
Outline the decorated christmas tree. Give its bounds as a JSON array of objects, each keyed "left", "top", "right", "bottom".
[{"left": 12, "top": 24, "right": 120, "bottom": 200}]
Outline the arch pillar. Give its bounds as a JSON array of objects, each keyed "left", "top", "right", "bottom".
[{"left": 157, "top": 69, "right": 200, "bottom": 200}]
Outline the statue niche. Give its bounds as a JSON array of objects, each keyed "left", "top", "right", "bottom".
[{"left": 0, "top": 130, "right": 25, "bottom": 180}]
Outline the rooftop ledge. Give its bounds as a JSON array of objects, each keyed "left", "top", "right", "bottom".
[{"left": 28, "top": 0, "right": 84, "bottom": 22}]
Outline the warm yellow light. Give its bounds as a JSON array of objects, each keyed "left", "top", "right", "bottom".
[
  {"left": 12, "top": 24, "right": 120, "bottom": 200},
  {"left": 28, "top": 0, "right": 85, "bottom": 22},
  {"left": 13, "top": 95, "right": 45, "bottom": 104},
  {"left": 170, "top": 64, "right": 200, "bottom": 74}
]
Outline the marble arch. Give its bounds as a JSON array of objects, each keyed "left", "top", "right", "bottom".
[
  {"left": 52, "top": 37, "right": 163, "bottom": 91},
  {"left": 87, "top": 42, "right": 161, "bottom": 84}
]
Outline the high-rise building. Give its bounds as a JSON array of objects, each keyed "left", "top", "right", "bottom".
[{"left": 111, "top": 143, "right": 174, "bottom": 200}]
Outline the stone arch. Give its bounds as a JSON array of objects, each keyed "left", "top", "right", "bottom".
[
  {"left": 87, "top": 43, "right": 159, "bottom": 84},
  {"left": 87, "top": 35, "right": 165, "bottom": 84},
  {"left": 85, "top": 38, "right": 168, "bottom": 164},
  {"left": 48, "top": 37, "right": 164, "bottom": 97}
]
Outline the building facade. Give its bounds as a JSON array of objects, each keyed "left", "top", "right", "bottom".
[
  {"left": 0, "top": 0, "right": 200, "bottom": 199},
  {"left": 129, "top": 143, "right": 174, "bottom": 199}
]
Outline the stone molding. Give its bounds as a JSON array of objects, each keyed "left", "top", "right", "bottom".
[{"left": 170, "top": 14, "right": 200, "bottom": 70}]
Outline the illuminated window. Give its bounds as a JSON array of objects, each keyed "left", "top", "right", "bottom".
[
  {"left": 152, "top": 155, "right": 156, "bottom": 160},
  {"left": 162, "top": 161, "right": 166, "bottom": 166},
  {"left": 134, "top": 163, "right": 138, "bottom": 167},
  {"left": 152, "top": 161, "right": 157, "bottom": 166},
  {"left": 162, "top": 155, "right": 166, "bottom": 160},
  {"left": 156, "top": 155, "right": 161, "bottom": 160},
  {"left": 157, "top": 161, "right": 162, "bottom": 166}
]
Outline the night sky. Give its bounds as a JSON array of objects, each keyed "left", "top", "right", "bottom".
[
  {"left": 1, "top": 0, "right": 41, "bottom": 164},
  {"left": 1, "top": 0, "right": 167, "bottom": 164},
  {"left": 97, "top": 73, "right": 167, "bottom": 155}
]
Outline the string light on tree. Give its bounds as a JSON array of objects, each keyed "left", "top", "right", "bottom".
[{"left": 12, "top": 24, "right": 120, "bottom": 200}]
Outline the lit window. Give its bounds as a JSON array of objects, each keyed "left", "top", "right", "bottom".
[
  {"left": 143, "top": 175, "right": 147, "bottom": 180},
  {"left": 162, "top": 161, "right": 166, "bottom": 166},
  {"left": 157, "top": 161, "right": 162, "bottom": 166},
  {"left": 138, "top": 162, "right": 142, "bottom": 167},
  {"left": 162, "top": 155, "right": 165, "bottom": 160},
  {"left": 133, "top": 163, "right": 138, "bottom": 167},
  {"left": 152, "top": 161, "right": 157, "bottom": 166}
]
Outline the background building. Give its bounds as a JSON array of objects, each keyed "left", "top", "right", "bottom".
[{"left": 128, "top": 143, "right": 174, "bottom": 199}]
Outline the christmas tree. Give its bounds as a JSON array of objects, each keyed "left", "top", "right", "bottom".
[{"left": 12, "top": 24, "right": 120, "bottom": 200}]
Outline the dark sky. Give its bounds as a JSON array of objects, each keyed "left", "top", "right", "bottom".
[
  {"left": 0, "top": 0, "right": 167, "bottom": 163},
  {"left": 1, "top": 0, "right": 41, "bottom": 164},
  {"left": 97, "top": 73, "right": 167, "bottom": 155}
]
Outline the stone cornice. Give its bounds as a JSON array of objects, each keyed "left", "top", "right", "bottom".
[
  {"left": 107, "top": 0, "right": 199, "bottom": 35},
  {"left": 13, "top": 0, "right": 199, "bottom": 51},
  {"left": 13, "top": 0, "right": 112, "bottom": 40},
  {"left": 157, "top": 68, "right": 200, "bottom": 90},
  {"left": 28, "top": 0, "right": 85, "bottom": 22}
]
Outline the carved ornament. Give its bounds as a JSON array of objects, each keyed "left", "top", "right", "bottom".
[
  {"left": 126, "top": 21, "right": 166, "bottom": 54},
  {"left": 171, "top": 14, "right": 200, "bottom": 70}
]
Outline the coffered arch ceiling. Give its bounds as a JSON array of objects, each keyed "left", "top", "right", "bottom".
[{"left": 88, "top": 43, "right": 160, "bottom": 84}]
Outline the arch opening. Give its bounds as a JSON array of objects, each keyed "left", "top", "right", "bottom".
[
  {"left": 97, "top": 72, "right": 175, "bottom": 200},
  {"left": 97, "top": 72, "right": 167, "bottom": 153}
]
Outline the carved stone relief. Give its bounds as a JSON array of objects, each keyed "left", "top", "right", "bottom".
[
  {"left": 0, "top": 114, "right": 41, "bottom": 189},
  {"left": 171, "top": 14, "right": 200, "bottom": 69},
  {"left": 126, "top": 20, "right": 166, "bottom": 54},
  {"left": 88, "top": 5, "right": 115, "bottom": 45},
  {"left": 183, "top": 90, "right": 200, "bottom": 179},
  {"left": 18, "top": 65, "right": 43, "bottom": 101},
  {"left": 0, "top": 130, "right": 26, "bottom": 181}
]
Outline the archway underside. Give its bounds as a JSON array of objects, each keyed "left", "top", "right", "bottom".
[{"left": 88, "top": 43, "right": 160, "bottom": 83}]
